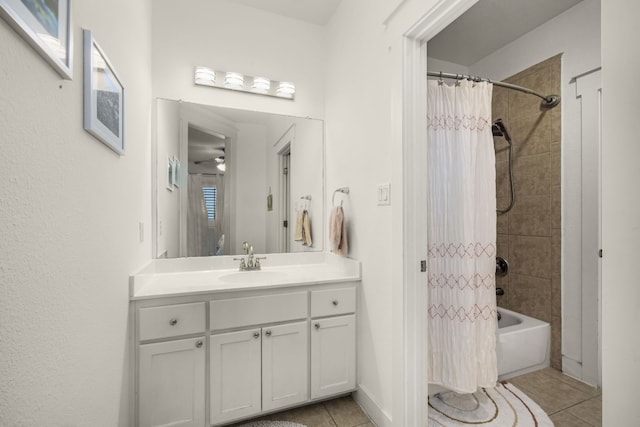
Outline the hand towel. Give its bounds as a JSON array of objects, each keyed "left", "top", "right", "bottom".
[
  {"left": 294, "top": 210, "right": 304, "bottom": 241},
  {"left": 302, "top": 210, "right": 312, "bottom": 247},
  {"left": 329, "top": 206, "right": 348, "bottom": 256}
]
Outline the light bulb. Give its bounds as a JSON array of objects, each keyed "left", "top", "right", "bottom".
[
  {"left": 276, "top": 82, "right": 296, "bottom": 98},
  {"left": 225, "top": 72, "right": 244, "bottom": 89},
  {"left": 251, "top": 77, "right": 271, "bottom": 93}
]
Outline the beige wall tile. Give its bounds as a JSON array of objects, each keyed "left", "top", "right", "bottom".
[
  {"left": 497, "top": 211, "right": 509, "bottom": 234},
  {"left": 552, "top": 276, "right": 562, "bottom": 317},
  {"left": 492, "top": 86, "right": 509, "bottom": 121},
  {"left": 513, "top": 152, "right": 551, "bottom": 196},
  {"left": 511, "top": 113, "right": 551, "bottom": 157},
  {"left": 509, "top": 274, "right": 552, "bottom": 322},
  {"left": 551, "top": 184, "right": 561, "bottom": 229},
  {"left": 551, "top": 315, "right": 562, "bottom": 369},
  {"left": 509, "top": 235, "right": 552, "bottom": 279},
  {"left": 508, "top": 195, "right": 551, "bottom": 236}
]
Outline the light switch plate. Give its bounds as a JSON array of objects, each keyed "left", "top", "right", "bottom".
[{"left": 377, "top": 183, "right": 391, "bottom": 206}]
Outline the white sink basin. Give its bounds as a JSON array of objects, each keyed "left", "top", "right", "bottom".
[{"left": 218, "top": 270, "right": 286, "bottom": 284}]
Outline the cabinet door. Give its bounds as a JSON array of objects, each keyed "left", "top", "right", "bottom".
[
  {"left": 262, "top": 321, "right": 309, "bottom": 411},
  {"left": 311, "top": 314, "right": 356, "bottom": 399},
  {"left": 210, "top": 328, "right": 262, "bottom": 425},
  {"left": 138, "top": 337, "right": 205, "bottom": 427}
]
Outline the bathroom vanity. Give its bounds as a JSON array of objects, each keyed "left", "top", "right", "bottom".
[{"left": 130, "top": 252, "right": 361, "bottom": 427}]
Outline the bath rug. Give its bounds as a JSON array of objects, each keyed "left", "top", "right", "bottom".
[
  {"left": 428, "top": 381, "right": 553, "bottom": 426},
  {"left": 235, "top": 422, "right": 307, "bottom": 427}
]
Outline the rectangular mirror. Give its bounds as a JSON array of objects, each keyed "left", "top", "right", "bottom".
[{"left": 154, "top": 99, "right": 324, "bottom": 258}]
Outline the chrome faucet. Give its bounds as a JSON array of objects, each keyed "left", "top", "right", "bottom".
[{"left": 233, "top": 241, "right": 266, "bottom": 271}]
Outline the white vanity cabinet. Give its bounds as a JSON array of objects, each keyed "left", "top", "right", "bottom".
[
  {"left": 137, "top": 303, "right": 207, "bottom": 427},
  {"left": 310, "top": 288, "right": 357, "bottom": 399},
  {"left": 132, "top": 279, "right": 358, "bottom": 427},
  {"left": 210, "top": 321, "right": 308, "bottom": 425}
]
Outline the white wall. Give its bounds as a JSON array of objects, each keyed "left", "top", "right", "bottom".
[
  {"left": 325, "top": 1, "right": 444, "bottom": 424},
  {"left": 467, "top": 0, "right": 601, "bottom": 382},
  {"left": 601, "top": 1, "right": 640, "bottom": 425},
  {"left": 234, "top": 123, "right": 268, "bottom": 253},
  {"left": 426, "top": 56, "right": 470, "bottom": 76},
  {"left": 0, "top": 1, "right": 152, "bottom": 425},
  {"left": 152, "top": 0, "right": 326, "bottom": 119}
]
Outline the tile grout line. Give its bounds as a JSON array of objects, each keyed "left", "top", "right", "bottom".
[{"left": 321, "top": 402, "right": 339, "bottom": 427}]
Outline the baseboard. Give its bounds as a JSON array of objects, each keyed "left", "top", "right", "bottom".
[
  {"left": 353, "top": 384, "right": 392, "bottom": 427},
  {"left": 562, "top": 356, "right": 582, "bottom": 380}
]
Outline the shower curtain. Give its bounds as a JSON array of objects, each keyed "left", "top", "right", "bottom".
[
  {"left": 187, "top": 173, "right": 225, "bottom": 257},
  {"left": 426, "top": 79, "right": 498, "bottom": 393}
]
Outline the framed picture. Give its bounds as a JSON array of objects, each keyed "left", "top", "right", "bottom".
[
  {"left": 173, "top": 156, "right": 181, "bottom": 188},
  {"left": 166, "top": 157, "right": 174, "bottom": 191},
  {"left": 0, "top": 0, "right": 73, "bottom": 79},
  {"left": 83, "top": 29, "right": 125, "bottom": 155}
]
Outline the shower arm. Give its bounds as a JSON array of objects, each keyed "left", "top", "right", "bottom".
[{"left": 427, "top": 71, "right": 560, "bottom": 109}]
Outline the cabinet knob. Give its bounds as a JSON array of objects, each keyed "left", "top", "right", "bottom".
[
  {"left": 195, "top": 340, "right": 203, "bottom": 348},
  {"left": 332, "top": 300, "right": 339, "bottom": 306},
  {"left": 265, "top": 330, "right": 272, "bottom": 337},
  {"left": 253, "top": 332, "right": 260, "bottom": 339},
  {"left": 315, "top": 323, "right": 320, "bottom": 329},
  {"left": 169, "top": 318, "right": 178, "bottom": 326}
]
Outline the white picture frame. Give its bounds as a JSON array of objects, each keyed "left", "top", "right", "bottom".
[
  {"left": 166, "top": 157, "right": 174, "bottom": 191},
  {"left": 0, "top": 0, "right": 73, "bottom": 79},
  {"left": 83, "top": 29, "right": 125, "bottom": 155},
  {"left": 173, "top": 156, "right": 180, "bottom": 188}
]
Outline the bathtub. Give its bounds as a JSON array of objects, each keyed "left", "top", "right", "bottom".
[{"left": 428, "top": 308, "right": 550, "bottom": 394}]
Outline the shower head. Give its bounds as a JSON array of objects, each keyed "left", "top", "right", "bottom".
[{"left": 492, "top": 118, "right": 512, "bottom": 143}]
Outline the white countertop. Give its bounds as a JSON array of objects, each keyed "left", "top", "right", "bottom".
[{"left": 130, "top": 252, "right": 361, "bottom": 300}]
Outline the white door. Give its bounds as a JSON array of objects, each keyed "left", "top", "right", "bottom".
[
  {"left": 310, "top": 314, "right": 356, "bottom": 399},
  {"left": 262, "top": 321, "right": 309, "bottom": 411},
  {"left": 138, "top": 337, "right": 205, "bottom": 427},
  {"left": 210, "top": 328, "right": 262, "bottom": 425}
]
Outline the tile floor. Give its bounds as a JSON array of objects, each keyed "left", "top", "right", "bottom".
[
  {"left": 230, "top": 368, "right": 601, "bottom": 427},
  {"left": 508, "top": 367, "right": 602, "bottom": 427},
  {"left": 228, "top": 395, "right": 374, "bottom": 427}
]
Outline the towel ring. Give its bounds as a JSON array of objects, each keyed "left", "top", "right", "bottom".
[{"left": 332, "top": 187, "right": 350, "bottom": 207}]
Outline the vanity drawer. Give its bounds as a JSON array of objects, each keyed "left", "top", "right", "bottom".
[
  {"left": 311, "top": 287, "right": 356, "bottom": 318},
  {"left": 139, "top": 302, "right": 206, "bottom": 341},
  {"left": 210, "top": 292, "right": 307, "bottom": 331}
]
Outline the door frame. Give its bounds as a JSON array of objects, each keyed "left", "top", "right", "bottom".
[{"left": 401, "top": 1, "right": 479, "bottom": 424}]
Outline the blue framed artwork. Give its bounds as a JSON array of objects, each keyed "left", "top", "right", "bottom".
[
  {"left": 0, "top": 0, "right": 73, "bottom": 79},
  {"left": 83, "top": 29, "right": 125, "bottom": 155}
]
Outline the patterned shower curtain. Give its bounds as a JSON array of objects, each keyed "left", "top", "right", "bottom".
[{"left": 426, "top": 79, "right": 498, "bottom": 393}]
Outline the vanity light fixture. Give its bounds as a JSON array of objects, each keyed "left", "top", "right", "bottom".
[{"left": 194, "top": 66, "right": 295, "bottom": 100}]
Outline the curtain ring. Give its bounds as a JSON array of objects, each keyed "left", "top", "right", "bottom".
[{"left": 438, "top": 71, "right": 444, "bottom": 86}]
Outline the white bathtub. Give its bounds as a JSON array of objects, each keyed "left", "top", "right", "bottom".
[
  {"left": 496, "top": 307, "right": 550, "bottom": 380},
  {"left": 428, "top": 308, "right": 550, "bottom": 394}
]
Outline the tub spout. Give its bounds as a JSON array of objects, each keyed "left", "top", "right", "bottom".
[{"left": 496, "top": 287, "right": 505, "bottom": 296}]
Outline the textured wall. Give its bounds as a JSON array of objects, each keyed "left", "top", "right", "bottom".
[
  {"left": 0, "top": 1, "right": 152, "bottom": 425},
  {"left": 494, "top": 55, "right": 562, "bottom": 369}
]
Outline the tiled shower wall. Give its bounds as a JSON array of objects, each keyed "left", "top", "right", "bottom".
[{"left": 493, "top": 55, "right": 562, "bottom": 369}]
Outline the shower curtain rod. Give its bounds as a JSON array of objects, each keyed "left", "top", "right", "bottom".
[{"left": 427, "top": 71, "right": 560, "bottom": 109}]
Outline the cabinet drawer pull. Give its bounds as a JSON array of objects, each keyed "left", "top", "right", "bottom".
[
  {"left": 169, "top": 318, "right": 178, "bottom": 326},
  {"left": 332, "top": 300, "right": 339, "bottom": 306},
  {"left": 195, "top": 340, "right": 203, "bottom": 348},
  {"left": 265, "top": 330, "right": 272, "bottom": 337},
  {"left": 315, "top": 323, "right": 320, "bottom": 330},
  {"left": 253, "top": 332, "right": 260, "bottom": 339}
]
